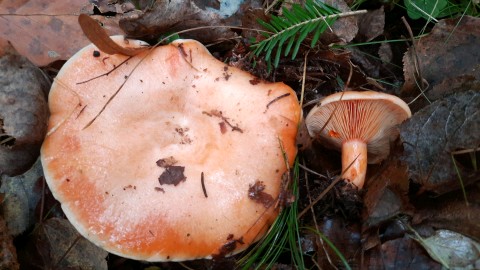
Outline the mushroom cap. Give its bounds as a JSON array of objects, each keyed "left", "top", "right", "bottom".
[
  {"left": 305, "top": 91, "right": 411, "bottom": 163},
  {"left": 41, "top": 37, "right": 300, "bottom": 261}
]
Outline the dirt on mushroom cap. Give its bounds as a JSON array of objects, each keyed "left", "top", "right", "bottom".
[{"left": 40, "top": 37, "right": 300, "bottom": 261}]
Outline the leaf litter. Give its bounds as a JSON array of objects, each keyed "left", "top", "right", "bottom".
[
  {"left": 412, "top": 229, "right": 480, "bottom": 269},
  {"left": 402, "top": 16, "right": 480, "bottom": 100},
  {"left": 0, "top": 0, "right": 128, "bottom": 66},
  {"left": 0, "top": 49, "right": 49, "bottom": 176},
  {"left": 400, "top": 90, "right": 480, "bottom": 194}
]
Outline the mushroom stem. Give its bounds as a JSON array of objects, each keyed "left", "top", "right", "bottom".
[{"left": 341, "top": 139, "right": 368, "bottom": 189}]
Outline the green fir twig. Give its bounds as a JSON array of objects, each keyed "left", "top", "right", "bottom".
[{"left": 251, "top": 0, "right": 367, "bottom": 67}]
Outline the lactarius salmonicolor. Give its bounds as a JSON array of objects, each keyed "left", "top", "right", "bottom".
[
  {"left": 40, "top": 37, "right": 300, "bottom": 261},
  {"left": 305, "top": 91, "right": 411, "bottom": 189}
]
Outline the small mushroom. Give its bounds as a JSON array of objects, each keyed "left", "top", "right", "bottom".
[
  {"left": 305, "top": 91, "right": 411, "bottom": 189},
  {"left": 41, "top": 37, "right": 300, "bottom": 261}
]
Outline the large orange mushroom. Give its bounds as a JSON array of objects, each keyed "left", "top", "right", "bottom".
[
  {"left": 305, "top": 91, "right": 411, "bottom": 189},
  {"left": 41, "top": 36, "right": 300, "bottom": 261}
]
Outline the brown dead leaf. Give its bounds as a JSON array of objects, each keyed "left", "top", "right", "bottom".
[
  {"left": 400, "top": 90, "right": 480, "bottom": 194},
  {"left": 0, "top": 159, "right": 43, "bottom": 236},
  {"left": 0, "top": 51, "right": 49, "bottom": 176},
  {"left": 93, "top": 0, "right": 136, "bottom": 14},
  {"left": 316, "top": 49, "right": 368, "bottom": 88},
  {"left": 119, "top": 0, "right": 250, "bottom": 44},
  {"left": 315, "top": 217, "right": 362, "bottom": 269},
  {"left": 78, "top": 14, "right": 148, "bottom": 56},
  {"left": 22, "top": 218, "right": 108, "bottom": 269},
  {"left": 0, "top": 212, "right": 19, "bottom": 270},
  {"left": 355, "top": 6, "right": 385, "bottom": 42},
  {"left": 0, "top": 0, "right": 126, "bottom": 66},
  {"left": 0, "top": 37, "right": 14, "bottom": 57},
  {"left": 363, "top": 158, "right": 412, "bottom": 228},
  {"left": 364, "top": 235, "right": 442, "bottom": 269},
  {"left": 412, "top": 186, "right": 480, "bottom": 243},
  {"left": 320, "top": 0, "right": 359, "bottom": 44},
  {"left": 402, "top": 16, "right": 480, "bottom": 98},
  {"left": 414, "top": 229, "right": 480, "bottom": 269},
  {"left": 378, "top": 42, "right": 393, "bottom": 63}
]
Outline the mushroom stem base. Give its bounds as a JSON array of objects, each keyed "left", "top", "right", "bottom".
[{"left": 341, "top": 140, "right": 367, "bottom": 189}]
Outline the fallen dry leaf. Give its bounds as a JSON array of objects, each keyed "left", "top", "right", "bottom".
[
  {"left": 0, "top": 212, "right": 19, "bottom": 270},
  {"left": 364, "top": 235, "right": 442, "bottom": 269},
  {"left": 363, "top": 158, "right": 411, "bottom": 228},
  {"left": 402, "top": 16, "right": 480, "bottom": 99},
  {"left": 23, "top": 218, "right": 108, "bottom": 270},
  {"left": 92, "top": 0, "right": 136, "bottom": 14},
  {"left": 320, "top": 0, "right": 359, "bottom": 44},
  {"left": 0, "top": 51, "right": 49, "bottom": 176},
  {"left": 400, "top": 90, "right": 480, "bottom": 194},
  {"left": 119, "top": 0, "right": 250, "bottom": 43},
  {"left": 0, "top": 159, "right": 43, "bottom": 236},
  {"left": 78, "top": 14, "right": 148, "bottom": 56},
  {"left": 355, "top": 6, "right": 384, "bottom": 42},
  {"left": 0, "top": 0, "right": 126, "bottom": 66},
  {"left": 412, "top": 187, "right": 480, "bottom": 243},
  {"left": 413, "top": 230, "right": 480, "bottom": 269},
  {"left": 315, "top": 217, "right": 361, "bottom": 269}
]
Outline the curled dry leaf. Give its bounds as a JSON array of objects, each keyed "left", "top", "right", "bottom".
[
  {"left": 0, "top": 159, "right": 44, "bottom": 236},
  {"left": 78, "top": 14, "right": 148, "bottom": 56},
  {"left": 0, "top": 0, "right": 126, "bottom": 66},
  {"left": 413, "top": 230, "right": 480, "bottom": 269},
  {"left": 402, "top": 16, "right": 480, "bottom": 98},
  {"left": 0, "top": 52, "right": 49, "bottom": 176},
  {"left": 400, "top": 90, "right": 480, "bottom": 194},
  {"left": 119, "top": 0, "right": 251, "bottom": 43}
]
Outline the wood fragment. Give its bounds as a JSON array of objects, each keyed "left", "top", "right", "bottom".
[{"left": 201, "top": 172, "right": 208, "bottom": 198}]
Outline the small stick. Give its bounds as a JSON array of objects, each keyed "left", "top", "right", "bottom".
[
  {"left": 201, "top": 172, "right": 208, "bottom": 198},
  {"left": 77, "top": 57, "right": 133, "bottom": 84},
  {"left": 264, "top": 93, "right": 291, "bottom": 112}
]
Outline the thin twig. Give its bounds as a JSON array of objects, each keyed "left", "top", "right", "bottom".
[
  {"left": 54, "top": 235, "right": 82, "bottom": 269},
  {"left": 298, "top": 176, "right": 342, "bottom": 219},
  {"left": 451, "top": 147, "right": 480, "bottom": 155},
  {"left": 401, "top": 17, "right": 431, "bottom": 105},
  {"left": 201, "top": 172, "right": 208, "bottom": 198},
  {"left": 77, "top": 57, "right": 133, "bottom": 84},
  {"left": 303, "top": 159, "right": 337, "bottom": 269},
  {"left": 299, "top": 52, "right": 309, "bottom": 109},
  {"left": 265, "top": 93, "right": 291, "bottom": 112},
  {"left": 343, "top": 61, "right": 354, "bottom": 91},
  {"left": 298, "top": 163, "right": 327, "bottom": 179},
  {"left": 39, "top": 177, "right": 46, "bottom": 223}
]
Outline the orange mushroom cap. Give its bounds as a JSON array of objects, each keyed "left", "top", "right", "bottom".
[
  {"left": 305, "top": 91, "right": 411, "bottom": 188},
  {"left": 41, "top": 37, "right": 300, "bottom": 261}
]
